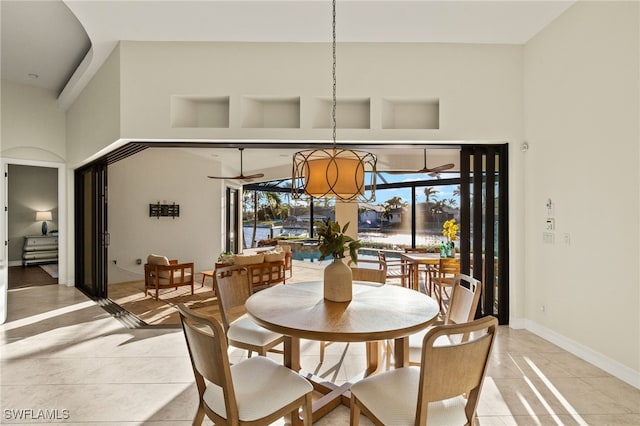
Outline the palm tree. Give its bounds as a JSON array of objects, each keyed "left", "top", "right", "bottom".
[
  {"left": 385, "top": 196, "right": 407, "bottom": 209},
  {"left": 242, "top": 190, "right": 255, "bottom": 221},
  {"left": 423, "top": 187, "right": 439, "bottom": 205},
  {"left": 423, "top": 187, "right": 439, "bottom": 225},
  {"left": 382, "top": 197, "right": 406, "bottom": 227},
  {"left": 383, "top": 205, "right": 392, "bottom": 223},
  {"left": 265, "top": 192, "right": 282, "bottom": 220}
]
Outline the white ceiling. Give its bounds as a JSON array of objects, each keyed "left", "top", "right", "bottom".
[
  {"left": 2, "top": 0, "right": 575, "bottom": 100},
  {"left": 1, "top": 0, "right": 575, "bottom": 177}
]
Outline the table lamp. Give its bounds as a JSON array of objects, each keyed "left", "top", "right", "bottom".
[{"left": 35, "top": 211, "right": 52, "bottom": 235}]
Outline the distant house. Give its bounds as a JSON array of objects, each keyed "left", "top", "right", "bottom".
[
  {"left": 386, "top": 207, "right": 406, "bottom": 225},
  {"left": 417, "top": 202, "right": 459, "bottom": 227},
  {"left": 358, "top": 203, "right": 385, "bottom": 226}
]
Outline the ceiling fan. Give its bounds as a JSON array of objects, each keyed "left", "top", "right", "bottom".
[
  {"left": 207, "top": 148, "right": 265, "bottom": 181},
  {"left": 386, "top": 149, "right": 455, "bottom": 177}
]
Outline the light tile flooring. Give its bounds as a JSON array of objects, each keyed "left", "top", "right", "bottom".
[{"left": 2, "top": 268, "right": 639, "bottom": 425}]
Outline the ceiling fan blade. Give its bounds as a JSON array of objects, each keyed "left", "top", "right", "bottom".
[
  {"left": 208, "top": 175, "right": 236, "bottom": 179},
  {"left": 384, "top": 164, "right": 455, "bottom": 175},
  {"left": 384, "top": 170, "right": 416, "bottom": 175},
  {"left": 207, "top": 148, "right": 264, "bottom": 181},
  {"left": 424, "top": 163, "right": 455, "bottom": 173},
  {"left": 208, "top": 172, "right": 265, "bottom": 180},
  {"left": 239, "top": 173, "right": 265, "bottom": 180},
  {"left": 384, "top": 150, "right": 455, "bottom": 175}
]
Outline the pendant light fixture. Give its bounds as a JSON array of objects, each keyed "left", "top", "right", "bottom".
[{"left": 292, "top": 0, "right": 376, "bottom": 202}]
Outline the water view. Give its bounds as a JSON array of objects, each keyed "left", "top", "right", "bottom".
[{"left": 242, "top": 226, "right": 445, "bottom": 252}]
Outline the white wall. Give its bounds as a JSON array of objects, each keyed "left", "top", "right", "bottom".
[
  {"left": 107, "top": 148, "right": 223, "bottom": 283},
  {"left": 523, "top": 1, "right": 639, "bottom": 384},
  {"left": 0, "top": 80, "right": 69, "bottom": 323},
  {"left": 66, "top": 45, "right": 121, "bottom": 168},
  {"left": 117, "top": 41, "right": 523, "bottom": 143},
  {"left": 0, "top": 80, "right": 66, "bottom": 162},
  {"left": 67, "top": 39, "right": 527, "bottom": 297},
  {"left": 1, "top": 82, "right": 66, "bottom": 261}
]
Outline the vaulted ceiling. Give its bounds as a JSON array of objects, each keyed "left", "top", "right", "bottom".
[
  {"left": 1, "top": 1, "right": 575, "bottom": 175},
  {"left": 2, "top": 0, "right": 574, "bottom": 100}
]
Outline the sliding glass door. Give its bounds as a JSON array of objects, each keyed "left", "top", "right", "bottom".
[
  {"left": 225, "top": 187, "right": 240, "bottom": 253},
  {"left": 240, "top": 144, "right": 509, "bottom": 324},
  {"left": 74, "top": 163, "right": 108, "bottom": 298}
]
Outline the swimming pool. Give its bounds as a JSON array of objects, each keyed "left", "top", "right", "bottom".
[
  {"left": 291, "top": 250, "right": 326, "bottom": 263},
  {"left": 291, "top": 249, "right": 391, "bottom": 263}
]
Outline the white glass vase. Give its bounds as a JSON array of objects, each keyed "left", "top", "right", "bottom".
[{"left": 324, "top": 258, "right": 353, "bottom": 302}]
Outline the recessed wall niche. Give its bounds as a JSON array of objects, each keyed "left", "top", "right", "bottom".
[
  {"left": 241, "top": 96, "right": 300, "bottom": 128},
  {"left": 170, "top": 96, "right": 230, "bottom": 128},
  {"left": 382, "top": 98, "right": 439, "bottom": 129},
  {"left": 313, "top": 97, "right": 370, "bottom": 129}
]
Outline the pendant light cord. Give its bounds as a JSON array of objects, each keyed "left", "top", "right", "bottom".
[
  {"left": 332, "top": 0, "right": 337, "bottom": 148},
  {"left": 290, "top": 0, "right": 376, "bottom": 202}
]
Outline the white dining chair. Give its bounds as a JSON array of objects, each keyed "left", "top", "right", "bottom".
[
  {"left": 350, "top": 316, "right": 498, "bottom": 426},
  {"left": 177, "top": 303, "right": 313, "bottom": 425},
  {"left": 213, "top": 266, "right": 285, "bottom": 357}
]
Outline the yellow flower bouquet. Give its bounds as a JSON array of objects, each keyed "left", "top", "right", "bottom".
[
  {"left": 441, "top": 219, "right": 459, "bottom": 257},
  {"left": 442, "top": 219, "right": 459, "bottom": 242}
]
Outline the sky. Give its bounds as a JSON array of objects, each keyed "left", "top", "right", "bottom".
[{"left": 368, "top": 172, "right": 459, "bottom": 207}]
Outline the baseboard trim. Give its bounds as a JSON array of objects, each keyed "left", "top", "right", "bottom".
[
  {"left": 523, "top": 319, "right": 639, "bottom": 389},
  {"left": 8, "top": 261, "right": 22, "bottom": 267}
]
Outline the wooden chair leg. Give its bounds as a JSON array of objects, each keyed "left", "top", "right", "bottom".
[
  {"left": 302, "top": 393, "right": 312, "bottom": 426},
  {"left": 319, "top": 340, "right": 337, "bottom": 364},
  {"left": 438, "top": 290, "right": 444, "bottom": 315},
  {"left": 193, "top": 403, "right": 205, "bottom": 425},
  {"left": 350, "top": 397, "right": 361, "bottom": 426},
  {"left": 384, "top": 339, "right": 394, "bottom": 370}
]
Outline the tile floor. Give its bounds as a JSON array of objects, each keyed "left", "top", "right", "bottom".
[{"left": 2, "top": 265, "right": 639, "bottom": 425}]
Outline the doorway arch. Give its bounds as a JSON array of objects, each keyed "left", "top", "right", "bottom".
[{"left": 0, "top": 157, "right": 67, "bottom": 324}]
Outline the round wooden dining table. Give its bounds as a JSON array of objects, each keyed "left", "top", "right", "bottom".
[{"left": 245, "top": 280, "right": 439, "bottom": 423}]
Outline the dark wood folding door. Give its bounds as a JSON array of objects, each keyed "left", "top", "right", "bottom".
[
  {"left": 74, "top": 163, "right": 108, "bottom": 299},
  {"left": 459, "top": 144, "right": 509, "bottom": 324}
]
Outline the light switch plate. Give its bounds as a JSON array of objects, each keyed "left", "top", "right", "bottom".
[{"left": 545, "top": 218, "right": 555, "bottom": 231}]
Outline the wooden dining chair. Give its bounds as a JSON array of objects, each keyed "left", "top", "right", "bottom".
[
  {"left": 403, "top": 247, "right": 428, "bottom": 253},
  {"left": 213, "top": 266, "right": 285, "bottom": 357},
  {"left": 350, "top": 316, "right": 498, "bottom": 426},
  {"left": 177, "top": 304, "right": 313, "bottom": 425},
  {"left": 408, "top": 273, "right": 482, "bottom": 365},
  {"left": 377, "top": 251, "right": 410, "bottom": 287},
  {"left": 350, "top": 262, "right": 387, "bottom": 285},
  {"left": 428, "top": 257, "right": 461, "bottom": 314}
]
